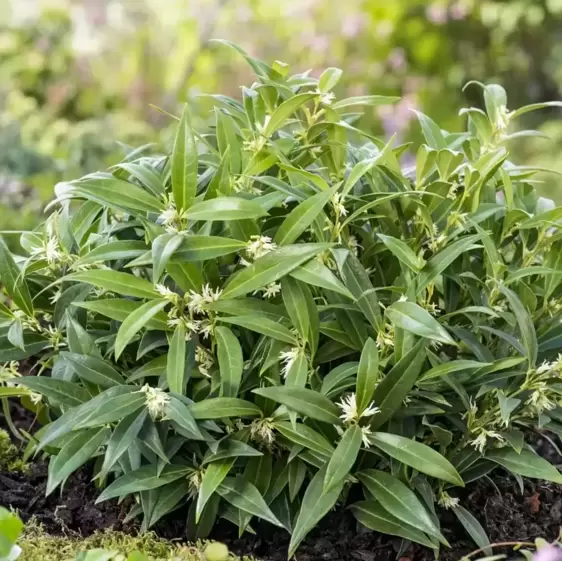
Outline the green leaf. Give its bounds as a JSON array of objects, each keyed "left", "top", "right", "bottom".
[
  {"left": 165, "top": 395, "right": 203, "bottom": 439},
  {"left": 288, "top": 465, "right": 345, "bottom": 557},
  {"left": 419, "top": 359, "right": 489, "bottom": 382},
  {"left": 61, "top": 352, "right": 125, "bottom": 387},
  {"left": 499, "top": 284, "right": 538, "bottom": 367},
  {"left": 281, "top": 276, "right": 312, "bottom": 344},
  {"left": 71, "top": 177, "right": 164, "bottom": 214},
  {"left": 74, "top": 241, "right": 148, "bottom": 267},
  {"left": 0, "top": 238, "right": 33, "bottom": 316},
  {"left": 172, "top": 104, "right": 198, "bottom": 211},
  {"left": 147, "top": 480, "right": 191, "bottom": 528},
  {"left": 185, "top": 198, "right": 267, "bottom": 221},
  {"left": 114, "top": 162, "right": 165, "bottom": 197},
  {"left": 96, "top": 465, "right": 192, "bottom": 502},
  {"left": 358, "top": 469, "right": 444, "bottom": 543},
  {"left": 486, "top": 448, "right": 562, "bottom": 483},
  {"left": 172, "top": 236, "right": 246, "bottom": 262},
  {"left": 274, "top": 189, "right": 332, "bottom": 246},
  {"left": 18, "top": 376, "right": 90, "bottom": 407},
  {"left": 99, "top": 410, "right": 148, "bottom": 480},
  {"left": 64, "top": 270, "right": 158, "bottom": 299},
  {"left": 222, "top": 243, "right": 331, "bottom": 299},
  {"left": 75, "top": 392, "right": 146, "bottom": 429},
  {"left": 273, "top": 421, "right": 334, "bottom": 457},
  {"left": 216, "top": 326, "right": 243, "bottom": 398},
  {"left": 324, "top": 424, "right": 362, "bottom": 492},
  {"left": 378, "top": 234, "right": 424, "bottom": 272},
  {"left": 452, "top": 505, "right": 491, "bottom": 553},
  {"left": 385, "top": 301, "right": 454, "bottom": 345},
  {"left": 416, "top": 234, "right": 481, "bottom": 295},
  {"left": 350, "top": 501, "right": 435, "bottom": 548},
  {"left": 197, "top": 459, "right": 235, "bottom": 522},
  {"left": 263, "top": 93, "right": 316, "bottom": 137},
  {"left": 115, "top": 299, "right": 169, "bottom": 359},
  {"left": 202, "top": 439, "right": 262, "bottom": 465},
  {"left": 218, "top": 316, "right": 297, "bottom": 344},
  {"left": 332, "top": 95, "right": 399, "bottom": 110},
  {"left": 356, "top": 338, "right": 379, "bottom": 414},
  {"left": 372, "top": 338, "right": 427, "bottom": 428},
  {"left": 47, "top": 427, "right": 108, "bottom": 495},
  {"left": 189, "top": 398, "right": 262, "bottom": 419},
  {"left": 253, "top": 386, "right": 340, "bottom": 424},
  {"left": 290, "top": 259, "right": 354, "bottom": 300},
  {"left": 321, "top": 362, "right": 358, "bottom": 398},
  {"left": 217, "top": 477, "right": 282, "bottom": 527},
  {"left": 318, "top": 67, "right": 343, "bottom": 92},
  {"left": 413, "top": 110, "right": 447, "bottom": 149},
  {"left": 0, "top": 507, "right": 23, "bottom": 557},
  {"left": 369, "top": 432, "right": 464, "bottom": 486},
  {"left": 75, "top": 299, "right": 168, "bottom": 331},
  {"left": 167, "top": 324, "right": 187, "bottom": 394},
  {"left": 152, "top": 233, "right": 184, "bottom": 284}
]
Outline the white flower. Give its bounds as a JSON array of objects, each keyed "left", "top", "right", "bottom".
[
  {"left": 250, "top": 418, "right": 276, "bottom": 448},
  {"left": 262, "top": 282, "right": 281, "bottom": 299},
  {"left": 316, "top": 89, "right": 336, "bottom": 106},
  {"left": 446, "top": 184, "right": 458, "bottom": 200},
  {"left": 49, "top": 289, "right": 62, "bottom": 305},
  {"left": 243, "top": 136, "right": 267, "bottom": 153},
  {"left": 199, "top": 320, "right": 214, "bottom": 339},
  {"left": 246, "top": 235, "right": 277, "bottom": 260},
  {"left": 398, "top": 294, "right": 408, "bottom": 302},
  {"left": 139, "top": 384, "right": 170, "bottom": 419},
  {"left": 331, "top": 192, "right": 347, "bottom": 216},
  {"left": 537, "top": 361, "right": 555, "bottom": 375},
  {"left": 186, "top": 284, "right": 222, "bottom": 315},
  {"left": 438, "top": 492, "right": 460, "bottom": 509},
  {"left": 337, "top": 393, "right": 380, "bottom": 424},
  {"left": 470, "top": 429, "right": 505, "bottom": 453},
  {"left": 156, "top": 284, "right": 177, "bottom": 300},
  {"left": 348, "top": 235, "right": 360, "bottom": 256},
  {"left": 256, "top": 115, "right": 271, "bottom": 136},
  {"left": 195, "top": 346, "right": 214, "bottom": 378},
  {"left": 157, "top": 207, "right": 179, "bottom": 226},
  {"left": 360, "top": 425, "right": 375, "bottom": 447},
  {"left": 528, "top": 385, "right": 556, "bottom": 413},
  {"left": 279, "top": 347, "right": 302, "bottom": 379},
  {"left": 0, "top": 361, "right": 19, "bottom": 383},
  {"left": 29, "top": 391, "right": 42, "bottom": 405}
]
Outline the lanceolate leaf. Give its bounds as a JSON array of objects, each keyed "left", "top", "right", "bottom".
[
  {"left": 222, "top": 243, "right": 332, "bottom": 299},
  {"left": 324, "top": 424, "right": 362, "bottom": 492},
  {"left": 115, "top": 299, "right": 169, "bottom": 359},
  {"left": 0, "top": 238, "right": 33, "bottom": 316},
  {"left": 369, "top": 432, "right": 464, "bottom": 486},
  {"left": 274, "top": 189, "right": 333, "bottom": 246},
  {"left": 253, "top": 386, "right": 341, "bottom": 424},
  {"left": 350, "top": 501, "right": 435, "bottom": 548},
  {"left": 217, "top": 477, "right": 282, "bottom": 527},
  {"left": 172, "top": 104, "right": 198, "bottom": 211},
  {"left": 64, "top": 270, "right": 158, "bottom": 299},
  {"left": 152, "top": 233, "right": 184, "bottom": 284},
  {"left": 47, "top": 427, "right": 109, "bottom": 495},
  {"left": 171, "top": 236, "right": 246, "bottom": 261},
  {"left": 197, "top": 459, "right": 235, "bottom": 522},
  {"left": 167, "top": 324, "right": 187, "bottom": 394},
  {"left": 216, "top": 326, "right": 243, "bottom": 398},
  {"left": 486, "top": 448, "right": 562, "bottom": 483},
  {"left": 217, "top": 316, "right": 297, "bottom": 344},
  {"left": 185, "top": 198, "right": 267, "bottom": 221},
  {"left": 356, "top": 338, "right": 379, "bottom": 414},
  {"left": 385, "top": 301, "right": 455, "bottom": 345},
  {"left": 289, "top": 465, "right": 345, "bottom": 557}
]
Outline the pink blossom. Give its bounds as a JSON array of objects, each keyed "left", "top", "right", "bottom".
[
  {"left": 533, "top": 546, "right": 562, "bottom": 561},
  {"left": 388, "top": 48, "right": 406, "bottom": 71},
  {"left": 426, "top": 3, "right": 448, "bottom": 25},
  {"left": 450, "top": 1, "right": 469, "bottom": 20},
  {"left": 342, "top": 14, "right": 365, "bottom": 38}
]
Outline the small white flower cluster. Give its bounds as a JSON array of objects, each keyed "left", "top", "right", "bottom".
[
  {"left": 279, "top": 346, "right": 304, "bottom": 379},
  {"left": 336, "top": 392, "right": 381, "bottom": 447},
  {"left": 186, "top": 284, "right": 222, "bottom": 315},
  {"left": 0, "top": 361, "right": 20, "bottom": 384},
  {"left": 447, "top": 210, "right": 468, "bottom": 228},
  {"left": 376, "top": 323, "right": 395, "bottom": 350},
  {"left": 331, "top": 192, "right": 348, "bottom": 217},
  {"left": 139, "top": 384, "right": 170, "bottom": 419},
  {"left": 438, "top": 491, "right": 460, "bottom": 509},
  {"left": 257, "top": 282, "right": 282, "bottom": 299},
  {"left": 315, "top": 89, "right": 336, "bottom": 106},
  {"left": 496, "top": 104, "right": 510, "bottom": 134},
  {"left": 429, "top": 233, "right": 447, "bottom": 252},
  {"left": 246, "top": 235, "right": 277, "bottom": 260},
  {"left": 195, "top": 345, "right": 214, "bottom": 378},
  {"left": 250, "top": 417, "right": 276, "bottom": 448},
  {"left": 156, "top": 283, "right": 180, "bottom": 303},
  {"left": 469, "top": 428, "right": 505, "bottom": 453},
  {"left": 446, "top": 183, "right": 459, "bottom": 200},
  {"left": 157, "top": 204, "right": 187, "bottom": 234},
  {"left": 243, "top": 135, "right": 267, "bottom": 153}
]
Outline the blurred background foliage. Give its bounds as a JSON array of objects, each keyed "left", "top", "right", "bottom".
[{"left": 0, "top": 0, "right": 561, "bottom": 244}]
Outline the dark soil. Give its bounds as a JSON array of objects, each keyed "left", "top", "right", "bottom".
[{"left": 2, "top": 400, "right": 561, "bottom": 560}]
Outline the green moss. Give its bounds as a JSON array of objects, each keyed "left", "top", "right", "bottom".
[
  {"left": 0, "top": 429, "right": 28, "bottom": 472},
  {"left": 19, "top": 520, "right": 254, "bottom": 561}
]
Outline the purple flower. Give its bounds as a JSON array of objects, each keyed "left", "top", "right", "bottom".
[{"left": 533, "top": 546, "right": 562, "bottom": 561}]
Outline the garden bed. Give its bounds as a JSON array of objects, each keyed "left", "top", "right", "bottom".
[{"left": 2, "top": 406, "right": 560, "bottom": 561}]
